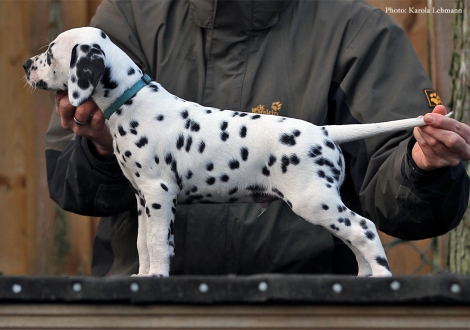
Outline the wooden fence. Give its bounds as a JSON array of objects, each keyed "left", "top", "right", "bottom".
[{"left": 0, "top": 0, "right": 457, "bottom": 276}]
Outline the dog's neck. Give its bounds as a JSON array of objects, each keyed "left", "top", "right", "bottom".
[
  {"left": 102, "top": 74, "right": 152, "bottom": 120},
  {"left": 91, "top": 43, "right": 146, "bottom": 118}
]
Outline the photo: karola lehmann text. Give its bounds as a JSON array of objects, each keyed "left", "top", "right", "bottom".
[{"left": 385, "top": 6, "right": 462, "bottom": 14}]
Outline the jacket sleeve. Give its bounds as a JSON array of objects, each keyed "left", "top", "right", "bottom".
[{"left": 329, "top": 8, "right": 469, "bottom": 240}]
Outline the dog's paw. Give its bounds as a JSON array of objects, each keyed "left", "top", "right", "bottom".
[{"left": 131, "top": 273, "right": 167, "bottom": 278}]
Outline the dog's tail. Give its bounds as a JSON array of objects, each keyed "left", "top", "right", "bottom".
[{"left": 325, "top": 112, "right": 452, "bottom": 144}]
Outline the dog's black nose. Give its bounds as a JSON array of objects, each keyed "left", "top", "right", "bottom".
[{"left": 23, "top": 59, "right": 33, "bottom": 73}]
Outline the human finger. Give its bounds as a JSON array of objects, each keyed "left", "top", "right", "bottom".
[
  {"left": 414, "top": 127, "right": 464, "bottom": 167},
  {"left": 422, "top": 112, "right": 470, "bottom": 145},
  {"left": 55, "top": 91, "right": 68, "bottom": 116},
  {"left": 73, "top": 100, "right": 98, "bottom": 126}
]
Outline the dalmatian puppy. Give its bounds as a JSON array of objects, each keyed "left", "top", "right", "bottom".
[{"left": 24, "top": 27, "right": 437, "bottom": 278}]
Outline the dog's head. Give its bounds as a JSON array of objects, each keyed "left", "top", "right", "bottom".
[{"left": 23, "top": 27, "right": 112, "bottom": 107}]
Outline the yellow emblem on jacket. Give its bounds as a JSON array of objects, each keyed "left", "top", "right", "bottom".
[
  {"left": 252, "top": 102, "right": 282, "bottom": 116},
  {"left": 424, "top": 89, "right": 442, "bottom": 107}
]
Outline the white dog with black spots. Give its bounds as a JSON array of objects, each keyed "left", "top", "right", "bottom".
[{"left": 24, "top": 27, "right": 440, "bottom": 277}]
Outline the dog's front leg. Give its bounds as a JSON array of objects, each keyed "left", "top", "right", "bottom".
[
  {"left": 137, "top": 183, "right": 176, "bottom": 277},
  {"left": 134, "top": 191, "right": 150, "bottom": 275}
]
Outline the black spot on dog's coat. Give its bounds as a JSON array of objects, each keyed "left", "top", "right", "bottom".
[
  {"left": 325, "top": 140, "right": 336, "bottom": 150},
  {"left": 365, "top": 231, "right": 375, "bottom": 240},
  {"left": 118, "top": 125, "right": 126, "bottom": 136},
  {"left": 129, "top": 120, "right": 138, "bottom": 134},
  {"left": 330, "top": 224, "right": 340, "bottom": 231},
  {"left": 280, "top": 133, "right": 296, "bottom": 146},
  {"left": 309, "top": 145, "right": 322, "bottom": 158},
  {"left": 101, "top": 67, "right": 118, "bottom": 90},
  {"left": 241, "top": 148, "right": 249, "bottom": 161},
  {"left": 290, "top": 154, "right": 300, "bottom": 165},
  {"left": 165, "top": 153, "right": 173, "bottom": 165},
  {"left": 70, "top": 46, "right": 78, "bottom": 68},
  {"left": 149, "top": 83, "right": 159, "bottom": 92},
  {"left": 337, "top": 205, "right": 347, "bottom": 213},
  {"left": 229, "top": 160, "right": 240, "bottom": 170},
  {"left": 185, "top": 136, "right": 193, "bottom": 152},
  {"left": 268, "top": 155, "right": 276, "bottom": 167},
  {"left": 229, "top": 187, "right": 238, "bottom": 195},
  {"left": 240, "top": 126, "right": 247, "bottom": 138},
  {"left": 360, "top": 220, "right": 368, "bottom": 230},
  {"left": 135, "top": 136, "right": 148, "bottom": 148},
  {"left": 376, "top": 256, "right": 391, "bottom": 271},
  {"left": 281, "top": 155, "right": 290, "bottom": 173},
  {"left": 272, "top": 188, "right": 284, "bottom": 198},
  {"left": 198, "top": 141, "right": 206, "bottom": 154},
  {"left": 246, "top": 184, "right": 266, "bottom": 192},
  {"left": 262, "top": 166, "right": 270, "bottom": 176},
  {"left": 221, "top": 132, "right": 229, "bottom": 141},
  {"left": 176, "top": 134, "right": 185, "bottom": 150},
  {"left": 191, "top": 121, "right": 200, "bottom": 132}
]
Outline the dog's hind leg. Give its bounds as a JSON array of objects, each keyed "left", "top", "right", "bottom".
[
  {"left": 290, "top": 195, "right": 391, "bottom": 277},
  {"left": 343, "top": 240, "right": 373, "bottom": 277}
]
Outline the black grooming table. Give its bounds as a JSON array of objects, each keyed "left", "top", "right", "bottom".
[{"left": 1, "top": 273, "right": 469, "bottom": 305}]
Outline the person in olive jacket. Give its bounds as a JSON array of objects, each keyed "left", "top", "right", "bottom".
[{"left": 47, "top": 0, "right": 470, "bottom": 276}]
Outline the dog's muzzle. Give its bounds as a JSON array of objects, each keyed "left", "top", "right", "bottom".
[{"left": 23, "top": 59, "right": 49, "bottom": 90}]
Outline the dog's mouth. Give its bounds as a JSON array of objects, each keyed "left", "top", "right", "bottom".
[{"left": 31, "top": 80, "right": 49, "bottom": 90}]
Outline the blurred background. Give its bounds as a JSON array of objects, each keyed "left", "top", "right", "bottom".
[{"left": 0, "top": 0, "right": 468, "bottom": 276}]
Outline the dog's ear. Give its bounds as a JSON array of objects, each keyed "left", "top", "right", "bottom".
[{"left": 68, "top": 43, "right": 105, "bottom": 107}]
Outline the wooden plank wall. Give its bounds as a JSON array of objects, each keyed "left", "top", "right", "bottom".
[
  {"left": 0, "top": 0, "right": 101, "bottom": 276},
  {"left": 0, "top": 0, "right": 454, "bottom": 276}
]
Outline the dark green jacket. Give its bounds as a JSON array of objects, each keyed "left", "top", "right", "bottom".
[{"left": 45, "top": 0, "right": 469, "bottom": 276}]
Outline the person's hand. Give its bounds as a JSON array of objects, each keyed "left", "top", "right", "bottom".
[
  {"left": 412, "top": 105, "right": 470, "bottom": 171},
  {"left": 55, "top": 91, "right": 114, "bottom": 159}
]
